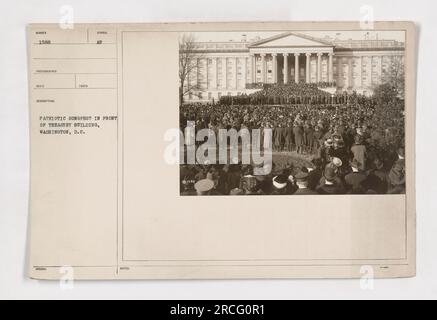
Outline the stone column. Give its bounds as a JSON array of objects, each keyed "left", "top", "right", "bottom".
[
  {"left": 305, "top": 53, "right": 311, "bottom": 83},
  {"left": 234, "top": 57, "right": 238, "bottom": 89},
  {"left": 348, "top": 57, "right": 353, "bottom": 89},
  {"left": 283, "top": 53, "right": 289, "bottom": 84},
  {"left": 250, "top": 54, "right": 255, "bottom": 84},
  {"left": 215, "top": 57, "right": 219, "bottom": 89},
  {"left": 338, "top": 57, "right": 342, "bottom": 88},
  {"left": 294, "top": 53, "right": 300, "bottom": 83},
  {"left": 328, "top": 53, "right": 334, "bottom": 84},
  {"left": 196, "top": 58, "right": 200, "bottom": 88},
  {"left": 380, "top": 56, "right": 384, "bottom": 84},
  {"left": 260, "top": 54, "right": 266, "bottom": 83},
  {"left": 317, "top": 53, "right": 322, "bottom": 83},
  {"left": 205, "top": 58, "right": 209, "bottom": 89},
  {"left": 223, "top": 57, "right": 227, "bottom": 89},
  {"left": 242, "top": 57, "right": 247, "bottom": 88},
  {"left": 272, "top": 53, "right": 277, "bottom": 83},
  {"left": 358, "top": 56, "right": 363, "bottom": 88}
]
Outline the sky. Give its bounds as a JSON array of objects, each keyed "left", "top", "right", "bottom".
[{"left": 186, "top": 30, "right": 405, "bottom": 43}]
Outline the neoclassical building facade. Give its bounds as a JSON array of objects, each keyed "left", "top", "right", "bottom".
[{"left": 183, "top": 32, "right": 405, "bottom": 101}]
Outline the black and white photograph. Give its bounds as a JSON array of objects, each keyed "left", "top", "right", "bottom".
[{"left": 179, "top": 30, "right": 406, "bottom": 196}]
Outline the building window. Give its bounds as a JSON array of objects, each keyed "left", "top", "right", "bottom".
[
  {"left": 198, "top": 92, "right": 203, "bottom": 99},
  {"left": 218, "top": 92, "right": 222, "bottom": 99},
  {"left": 208, "top": 92, "right": 212, "bottom": 99}
]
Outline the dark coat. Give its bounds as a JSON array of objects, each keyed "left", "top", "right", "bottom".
[
  {"left": 284, "top": 127, "right": 293, "bottom": 145},
  {"left": 274, "top": 127, "right": 284, "bottom": 146},
  {"left": 344, "top": 172, "right": 368, "bottom": 194},
  {"left": 293, "top": 187, "right": 318, "bottom": 195},
  {"left": 365, "top": 169, "right": 389, "bottom": 194},
  {"left": 293, "top": 125, "right": 304, "bottom": 146},
  {"left": 316, "top": 183, "right": 345, "bottom": 195},
  {"left": 307, "top": 168, "right": 323, "bottom": 190}
]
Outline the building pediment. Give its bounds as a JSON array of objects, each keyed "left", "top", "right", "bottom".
[{"left": 249, "top": 32, "right": 334, "bottom": 48}]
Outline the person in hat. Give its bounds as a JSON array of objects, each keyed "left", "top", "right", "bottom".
[
  {"left": 365, "top": 158, "right": 389, "bottom": 194},
  {"left": 180, "top": 173, "right": 197, "bottom": 196},
  {"left": 344, "top": 159, "right": 368, "bottom": 194},
  {"left": 307, "top": 158, "right": 323, "bottom": 191},
  {"left": 317, "top": 138, "right": 333, "bottom": 167},
  {"left": 254, "top": 162, "right": 274, "bottom": 195},
  {"left": 286, "top": 171, "right": 298, "bottom": 195},
  {"left": 194, "top": 166, "right": 207, "bottom": 181},
  {"left": 226, "top": 164, "right": 241, "bottom": 191},
  {"left": 318, "top": 162, "right": 344, "bottom": 189},
  {"left": 216, "top": 165, "right": 230, "bottom": 195},
  {"left": 388, "top": 147, "right": 405, "bottom": 194},
  {"left": 274, "top": 124, "right": 284, "bottom": 151},
  {"left": 313, "top": 125, "right": 324, "bottom": 152},
  {"left": 351, "top": 134, "right": 367, "bottom": 171},
  {"left": 316, "top": 164, "right": 345, "bottom": 194},
  {"left": 284, "top": 121, "right": 294, "bottom": 152},
  {"left": 304, "top": 120, "right": 314, "bottom": 154},
  {"left": 331, "top": 157, "right": 343, "bottom": 169},
  {"left": 293, "top": 171, "right": 318, "bottom": 195},
  {"left": 271, "top": 174, "right": 289, "bottom": 195},
  {"left": 293, "top": 118, "right": 304, "bottom": 154},
  {"left": 240, "top": 175, "right": 262, "bottom": 195},
  {"left": 331, "top": 137, "right": 349, "bottom": 174},
  {"left": 194, "top": 179, "right": 215, "bottom": 196}
]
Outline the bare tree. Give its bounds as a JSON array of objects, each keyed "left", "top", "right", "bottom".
[
  {"left": 179, "top": 34, "right": 204, "bottom": 105},
  {"left": 373, "top": 56, "right": 405, "bottom": 108},
  {"left": 382, "top": 55, "right": 405, "bottom": 100}
]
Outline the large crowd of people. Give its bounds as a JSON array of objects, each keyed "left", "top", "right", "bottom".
[
  {"left": 179, "top": 85, "right": 405, "bottom": 196},
  {"left": 218, "top": 83, "right": 363, "bottom": 105}
]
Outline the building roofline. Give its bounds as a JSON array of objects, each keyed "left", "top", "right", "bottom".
[{"left": 247, "top": 31, "right": 334, "bottom": 48}]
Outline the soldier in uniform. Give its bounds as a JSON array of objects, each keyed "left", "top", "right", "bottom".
[
  {"left": 274, "top": 125, "right": 284, "bottom": 151},
  {"left": 293, "top": 117, "right": 304, "bottom": 154},
  {"left": 284, "top": 121, "right": 294, "bottom": 152},
  {"left": 304, "top": 120, "right": 314, "bottom": 154}
]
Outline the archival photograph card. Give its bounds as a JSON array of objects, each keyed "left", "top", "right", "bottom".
[{"left": 28, "top": 22, "right": 416, "bottom": 280}]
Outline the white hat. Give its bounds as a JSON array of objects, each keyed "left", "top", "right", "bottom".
[{"left": 332, "top": 157, "right": 343, "bottom": 167}]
